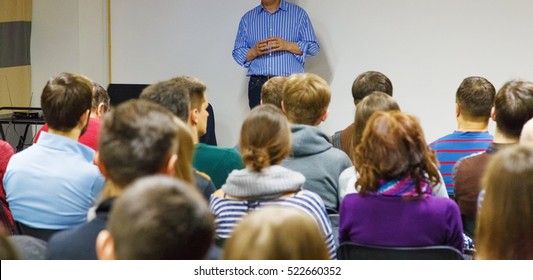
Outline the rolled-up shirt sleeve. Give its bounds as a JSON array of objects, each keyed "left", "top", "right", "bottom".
[
  {"left": 294, "top": 12, "right": 319, "bottom": 64},
  {"left": 232, "top": 18, "right": 252, "bottom": 68}
]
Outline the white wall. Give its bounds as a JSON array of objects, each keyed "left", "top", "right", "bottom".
[
  {"left": 34, "top": 0, "right": 533, "bottom": 146},
  {"left": 32, "top": 0, "right": 108, "bottom": 105}
]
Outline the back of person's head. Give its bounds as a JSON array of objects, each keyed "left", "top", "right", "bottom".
[
  {"left": 353, "top": 91, "right": 400, "bottom": 149},
  {"left": 520, "top": 118, "right": 533, "bottom": 145},
  {"left": 354, "top": 111, "right": 439, "bottom": 195},
  {"left": 174, "top": 118, "right": 195, "bottom": 185},
  {"left": 351, "top": 71, "right": 393, "bottom": 104},
  {"left": 282, "top": 73, "right": 330, "bottom": 125},
  {"left": 97, "top": 175, "right": 214, "bottom": 260},
  {"left": 223, "top": 206, "right": 329, "bottom": 260},
  {"left": 494, "top": 80, "right": 533, "bottom": 138},
  {"left": 455, "top": 76, "right": 495, "bottom": 120},
  {"left": 139, "top": 79, "right": 191, "bottom": 122},
  {"left": 92, "top": 82, "right": 111, "bottom": 115},
  {"left": 40, "top": 72, "right": 93, "bottom": 131},
  {"left": 171, "top": 76, "right": 207, "bottom": 111},
  {"left": 476, "top": 145, "right": 533, "bottom": 259},
  {"left": 261, "top": 76, "right": 287, "bottom": 109},
  {"left": 98, "top": 100, "right": 179, "bottom": 190},
  {"left": 240, "top": 104, "right": 291, "bottom": 172}
]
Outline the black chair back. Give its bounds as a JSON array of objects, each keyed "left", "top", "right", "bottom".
[
  {"left": 337, "top": 242, "right": 464, "bottom": 260},
  {"left": 15, "top": 221, "right": 60, "bottom": 242}
]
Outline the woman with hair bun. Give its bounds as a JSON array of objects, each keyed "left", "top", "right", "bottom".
[{"left": 209, "top": 104, "right": 336, "bottom": 259}]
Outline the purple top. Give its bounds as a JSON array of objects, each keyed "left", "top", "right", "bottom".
[{"left": 339, "top": 193, "right": 463, "bottom": 252}]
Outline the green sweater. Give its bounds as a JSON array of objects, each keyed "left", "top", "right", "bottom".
[{"left": 192, "top": 143, "right": 244, "bottom": 189}]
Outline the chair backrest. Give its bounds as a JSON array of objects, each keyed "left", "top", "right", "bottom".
[
  {"left": 337, "top": 242, "right": 464, "bottom": 260},
  {"left": 106, "top": 83, "right": 149, "bottom": 106},
  {"left": 8, "top": 235, "right": 48, "bottom": 260},
  {"left": 15, "top": 221, "right": 60, "bottom": 242},
  {"left": 328, "top": 214, "right": 340, "bottom": 249}
]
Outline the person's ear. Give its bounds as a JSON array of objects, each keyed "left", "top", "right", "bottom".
[
  {"left": 190, "top": 108, "right": 199, "bottom": 125},
  {"left": 79, "top": 109, "right": 90, "bottom": 128},
  {"left": 96, "top": 230, "right": 115, "bottom": 260},
  {"left": 94, "top": 152, "right": 108, "bottom": 178},
  {"left": 319, "top": 109, "right": 329, "bottom": 123},
  {"left": 490, "top": 106, "right": 496, "bottom": 122},
  {"left": 162, "top": 154, "right": 178, "bottom": 176},
  {"left": 96, "top": 103, "right": 106, "bottom": 119},
  {"left": 455, "top": 103, "right": 460, "bottom": 118}
]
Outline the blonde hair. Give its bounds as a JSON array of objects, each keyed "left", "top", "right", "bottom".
[
  {"left": 223, "top": 207, "right": 329, "bottom": 260},
  {"left": 475, "top": 145, "right": 533, "bottom": 259},
  {"left": 261, "top": 76, "right": 287, "bottom": 109},
  {"left": 282, "top": 73, "right": 330, "bottom": 125},
  {"left": 174, "top": 118, "right": 195, "bottom": 185},
  {"left": 240, "top": 104, "right": 291, "bottom": 172}
]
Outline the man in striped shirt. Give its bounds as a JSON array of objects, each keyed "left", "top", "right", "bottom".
[
  {"left": 232, "top": 0, "right": 319, "bottom": 109},
  {"left": 430, "top": 76, "right": 495, "bottom": 198}
]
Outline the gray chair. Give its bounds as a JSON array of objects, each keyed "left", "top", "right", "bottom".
[
  {"left": 337, "top": 242, "right": 464, "bottom": 260},
  {"left": 8, "top": 235, "right": 47, "bottom": 260},
  {"left": 328, "top": 214, "right": 339, "bottom": 249}
]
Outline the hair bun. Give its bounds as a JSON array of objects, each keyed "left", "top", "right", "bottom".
[{"left": 243, "top": 147, "right": 271, "bottom": 172}]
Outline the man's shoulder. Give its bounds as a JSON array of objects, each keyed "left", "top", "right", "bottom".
[
  {"left": 322, "top": 143, "right": 352, "bottom": 160},
  {"left": 0, "top": 140, "right": 13, "bottom": 151},
  {"left": 430, "top": 132, "right": 457, "bottom": 144},
  {"left": 5, "top": 145, "right": 37, "bottom": 164},
  {"left": 430, "top": 131, "right": 492, "bottom": 148},
  {"left": 243, "top": 4, "right": 263, "bottom": 17},
  {"left": 283, "top": 1, "right": 307, "bottom": 12},
  {"left": 47, "top": 219, "right": 105, "bottom": 259},
  {"left": 194, "top": 169, "right": 212, "bottom": 182},
  {"left": 455, "top": 151, "right": 487, "bottom": 171},
  {"left": 198, "top": 144, "right": 240, "bottom": 157}
]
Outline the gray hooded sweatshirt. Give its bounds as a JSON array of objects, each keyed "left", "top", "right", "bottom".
[{"left": 281, "top": 124, "right": 353, "bottom": 213}]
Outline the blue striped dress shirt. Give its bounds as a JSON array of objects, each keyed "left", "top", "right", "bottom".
[{"left": 232, "top": 0, "right": 319, "bottom": 76}]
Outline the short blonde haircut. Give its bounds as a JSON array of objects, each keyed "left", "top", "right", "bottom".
[
  {"left": 282, "top": 73, "right": 331, "bottom": 125},
  {"left": 223, "top": 206, "right": 329, "bottom": 260},
  {"left": 261, "top": 76, "right": 287, "bottom": 109}
]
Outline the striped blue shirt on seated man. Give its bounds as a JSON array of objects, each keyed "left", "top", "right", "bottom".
[{"left": 232, "top": 0, "right": 320, "bottom": 109}]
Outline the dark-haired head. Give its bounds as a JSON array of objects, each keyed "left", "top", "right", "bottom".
[
  {"left": 351, "top": 71, "right": 393, "bottom": 104},
  {"left": 41, "top": 72, "right": 92, "bottom": 132},
  {"left": 98, "top": 99, "right": 179, "bottom": 191},
  {"left": 97, "top": 175, "right": 214, "bottom": 260},
  {"left": 494, "top": 80, "right": 533, "bottom": 139}
]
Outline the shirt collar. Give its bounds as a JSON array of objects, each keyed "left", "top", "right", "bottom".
[
  {"left": 486, "top": 142, "right": 514, "bottom": 154},
  {"left": 259, "top": 0, "right": 288, "bottom": 14},
  {"left": 37, "top": 131, "right": 96, "bottom": 162}
]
